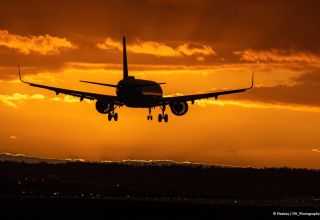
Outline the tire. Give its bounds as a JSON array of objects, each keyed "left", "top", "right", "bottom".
[
  {"left": 108, "top": 113, "right": 112, "bottom": 121},
  {"left": 158, "top": 114, "right": 162, "bottom": 122},
  {"left": 164, "top": 114, "right": 168, "bottom": 122},
  {"left": 114, "top": 113, "right": 118, "bottom": 121}
]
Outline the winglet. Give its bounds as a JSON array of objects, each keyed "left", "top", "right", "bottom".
[
  {"left": 248, "top": 72, "right": 254, "bottom": 89},
  {"left": 18, "top": 66, "right": 27, "bottom": 84}
]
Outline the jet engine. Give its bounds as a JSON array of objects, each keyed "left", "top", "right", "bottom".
[
  {"left": 169, "top": 101, "right": 188, "bottom": 116},
  {"left": 95, "top": 100, "right": 114, "bottom": 114}
]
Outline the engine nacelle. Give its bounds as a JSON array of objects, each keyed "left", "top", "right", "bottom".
[
  {"left": 169, "top": 101, "right": 188, "bottom": 116},
  {"left": 95, "top": 100, "right": 113, "bottom": 114}
]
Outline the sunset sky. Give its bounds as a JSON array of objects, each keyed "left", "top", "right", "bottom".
[{"left": 1, "top": 0, "right": 320, "bottom": 168}]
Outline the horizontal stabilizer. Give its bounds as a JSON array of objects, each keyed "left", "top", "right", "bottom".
[{"left": 130, "top": 83, "right": 166, "bottom": 88}]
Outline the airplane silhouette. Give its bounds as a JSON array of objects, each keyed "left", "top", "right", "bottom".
[{"left": 19, "top": 37, "right": 253, "bottom": 122}]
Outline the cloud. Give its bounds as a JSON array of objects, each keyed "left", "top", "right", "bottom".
[
  {"left": 223, "top": 71, "right": 320, "bottom": 108},
  {"left": 176, "top": 43, "right": 216, "bottom": 57},
  {"left": 195, "top": 99, "right": 320, "bottom": 113},
  {"left": 30, "top": 94, "right": 46, "bottom": 100},
  {"left": 233, "top": 49, "right": 320, "bottom": 64},
  {"left": 0, "top": 29, "right": 77, "bottom": 55},
  {"left": 50, "top": 95, "right": 90, "bottom": 103},
  {"left": 96, "top": 37, "right": 122, "bottom": 51},
  {"left": 97, "top": 37, "right": 181, "bottom": 57},
  {"left": 312, "top": 149, "right": 320, "bottom": 153},
  {"left": 0, "top": 93, "right": 45, "bottom": 108},
  {"left": 0, "top": 93, "right": 91, "bottom": 108},
  {"left": 164, "top": 91, "right": 320, "bottom": 113},
  {"left": 292, "top": 71, "right": 320, "bottom": 84},
  {"left": 128, "top": 39, "right": 182, "bottom": 57},
  {"left": 97, "top": 37, "right": 215, "bottom": 59}
]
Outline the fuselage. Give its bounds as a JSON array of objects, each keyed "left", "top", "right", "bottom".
[{"left": 116, "top": 76, "right": 163, "bottom": 107}]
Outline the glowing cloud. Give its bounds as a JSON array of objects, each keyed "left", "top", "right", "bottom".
[
  {"left": 176, "top": 43, "right": 216, "bottom": 57},
  {"left": 9, "top": 135, "right": 17, "bottom": 140},
  {"left": 0, "top": 93, "right": 45, "bottom": 108},
  {"left": 0, "top": 29, "right": 77, "bottom": 55},
  {"left": 0, "top": 93, "right": 91, "bottom": 109},
  {"left": 234, "top": 49, "right": 320, "bottom": 64},
  {"left": 97, "top": 37, "right": 216, "bottom": 59},
  {"left": 312, "top": 149, "right": 320, "bottom": 153},
  {"left": 195, "top": 99, "right": 320, "bottom": 113},
  {"left": 96, "top": 37, "right": 122, "bottom": 51},
  {"left": 128, "top": 39, "right": 181, "bottom": 57}
]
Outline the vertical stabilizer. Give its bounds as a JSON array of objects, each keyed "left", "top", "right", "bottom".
[{"left": 123, "top": 37, "right": 128, "bottom": 79}]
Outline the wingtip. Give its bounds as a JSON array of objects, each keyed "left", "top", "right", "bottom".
[
  {"left": 18, "top": 66, "right": 22, "bottom": 80},
  {"left": 250, "top": 72, "right": 254, "bottom": 88},
  {"left": 18, "top": 66, "right": 27, "bottom": 84}
]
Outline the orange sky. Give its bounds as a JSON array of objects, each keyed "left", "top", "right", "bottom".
[{"left": 1, "top": 0, "right": 320, "bottom": 168}]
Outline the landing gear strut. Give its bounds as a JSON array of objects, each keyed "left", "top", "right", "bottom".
[
  {"left": 108, "top": 107, "right": 118, "bottom": 121},
  {"left": 158, "top": 105, "right": 168, "bottom": 123},
  {"left": 147, "top": 107, "right": 153, "bottom": 121}
]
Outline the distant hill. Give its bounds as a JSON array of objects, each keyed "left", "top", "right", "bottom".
[
  {"left": 0, "top": 153, "right": 68, "bottom": 164},
  {"left": 0, "top": 153, "right": 212, "bottom": 167},
  {"left": 0, "top": 152, "right": 236, "bottom": 168}
]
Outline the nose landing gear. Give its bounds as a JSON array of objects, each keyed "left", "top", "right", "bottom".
[{"left": 147, "top": 107, "right": 153, "bottom": 121}]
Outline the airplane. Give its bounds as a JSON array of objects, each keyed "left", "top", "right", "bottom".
[{"left": 19, "top": 37, "right": 254, "bottom": 122}]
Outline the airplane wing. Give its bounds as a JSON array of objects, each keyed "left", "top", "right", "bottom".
[
  {"left": 158, "top": 73, "right": 254, "bottom": 105},
  {"left": 18, "top": 67, "right": 121, "bottom": 105}
]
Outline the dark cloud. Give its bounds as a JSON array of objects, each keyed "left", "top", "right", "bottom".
[
  {"left": 293, "top": 71, "right": 320, "bottom": 84},
  {"left": 226, "top": 71, "right": 320, "bottom": 107},
  {"left": 0, "top": 0, "right": 319, "bottom": 52},
  {"left": 1, "top": 0, "right": 320, "bottom": 80}
]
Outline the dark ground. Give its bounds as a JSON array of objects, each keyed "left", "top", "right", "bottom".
[{"left": 0, "top": 161, "right": 320, "bottom": 219}]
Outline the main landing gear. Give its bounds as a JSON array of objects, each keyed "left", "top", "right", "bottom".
[
  {"left": 158, "top": 105, "right": 168, "bottom": 123},
  {"left": 108, "top": 107, "right": 118, "bottom": 121},
  {"left": 146, "top": 106, "right": 168, "bottom": 122}
]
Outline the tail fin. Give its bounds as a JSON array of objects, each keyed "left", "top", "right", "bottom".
[{"left": 123, "top": 36, "right": 128, "bottom": 79}]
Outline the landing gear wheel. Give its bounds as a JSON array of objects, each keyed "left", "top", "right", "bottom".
[
  {"left": 158, "top": 105, "right": 168, "bottom": 123},
  {"left": 107, "top": 111, "right": 118, "bottom": 121},
  {"left": 108, "top": 113, "right": 112, "bottom": 121},
  {"left": 164, "top": 114, "right": 168, "bottom": 122},
  {"left": 147, "top": 108, "right": 153, "bottom": 121}
]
